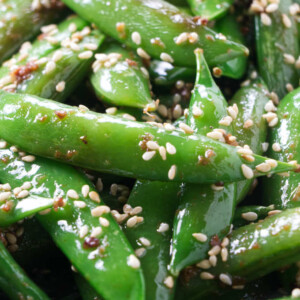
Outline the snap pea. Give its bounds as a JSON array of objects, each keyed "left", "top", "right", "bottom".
[
  {"left": 187, "top": 0, "right": 233, "bottom": 21},
  {"left": 170, "top": 49, "right": 236, "bottom": 275},
  {"left": 0, "top": 0, "right": 64, "bottom": 63},
  {"left": 0, "top": 91, "right": 295, "bottom": 184},
  {"left": 0, "top": 240, "right": 49, "bottom": 300},
  {"left": 90, "top": 43, "right": 155, "bottom": 110},
  {"left": 123, "top": 180, "right": 180, "bottom": 300},
  {"left": 0, "top": 144, "right": 145, "bottom": 300},
  {"left": 176, "top": 207, "right": 300, "bottom": 299},
  {"left": 254, "top": 0, "right": 299, "bottom": 99},
  {"left": 61, "top": 0, "right": 249, "bottom": 67},
  {"left": 264, "top": 87, "right": 300, "bottom": 210}
]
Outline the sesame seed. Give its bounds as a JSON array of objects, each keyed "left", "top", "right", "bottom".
[
  {"left": 146, "top": 141, "right": 159, "bottom": 150},
  {"left": 131, "top": 31, "right": 141, "bottom": 45},
  {"left": 6, "top": 233, "right": 17, "bottom": 245},
  {"left": 56, "top": 81, "right": 66, "bottom": 93},
  {"left": 21, "top": 182, "right": 32, "bottom": 190},
  {"left": 208, "top": 245, "right": 221, "bottom": 256},
  {"left": 159, "top": 146, "right": 167, "bottom": 160},
  {"left": 221, "top": 237, "right": 229, "bottom": 248},
  {"left": 137, "top": 48, "right": 150, "bottom": 60},
  {"left": 130, "top": 206, "right": 142, "bottom": 215},
  {"left": 282, "top": 13, "right": 292, "bottom": 28},
  {"left": 207, "top": 131, "right": 223, "bottom": 141},
  {"left": 261, "top": 13, "right": 272, "bottom": 26},
  {"left": 283, "top": 53, "right": 295, "bottom": 64},
  {"left": 41, "top": 24, "right": 57, "bottom": 34},
  {"left": 164, "top": 123, "right": 176, "bottom": 131},
  {"left": 272, "top": 142, "right": 281, "bottom": 152},
  {"left": 188, "top": 32, "right": 199, "bottom": 43},
  {"left": 157, "top": 223, "right": 169, "bottom": 233},
  {"left": 227, "top": 104, "right": 238, "bottom": 119},
  {"left": 200, "top": 272, "right": 214, "bottom": 280},
  {"left": 99, "top": 217, "right": 110, "bottom": 227},
  {"left": 286, "top": 83, "right": 294, "bottom": 92},
  {"left": 266, "top": 3, "right": 278, "bottom": 13},
  {"left": 243, "top": 119, "right": 254, "bottom": 128},
  {"left": 122, "top": 113, "right": 136, "bottom": 121},
  {"left": 91, "top": 226, "right": 102, "bottom": 238},
  {"left": 67, "top": 189, "right": 79, "bottom": 200},
  {"left": 264, "top": 100, "right": 277, "bottom": 112},
  {"left": 44, "top": 61, "right": 56, "bottom": 74},
  {"left": 68, "top": 22, "right": 77, "bottom": 32},
  {"left": 192, "top": 106, "right": 203, "bottom": 117},
  {"left": 241, "top": 164, "right": 254, "bottom": 179},
  {"left": 10, "top": 146, "right": 18, "bottom": 153},
  {"left": 0, "top": 183, "right": 11, "bottom": 191},
  {"left": 135, "top": 247, "right": 146, "bottom": 257},
  {"left": 241, "top": 212, "right": 258, "bottom": 221},
  {"left": 219, "top": 273, "right": 232, "bottom": 286},
  {"left": 81, "top": 185, "right": 89, "bottom": 198},
  {"left": 168, "top": 165, "right": 177, "bottom": 180},
  {"left": 139, "top": 237, "right": 151, "bottom": 247},
  {"left": 52, "top": 50, "right": 63, "bottom": 62},
  {"left": 192, "top": 233, "right": 207, "bottom": 242},
  {"left": 0, "top": 140, "right": 7, "bottom": 149},
  {"left": 268, "top": 210, "right": 282, "bottom": 216},
  {"left": 166, "top": 142, "right": 176, "bottom": 155},
  {"left": 127, "top": 254, "right": 140, "bottom": 269},
  {"left": 291, "top": 288, "right": 300, "bottom": 298},
  {"left": 21, "top": 155, "right": 36, "bottom": 163},
  {"left": 160, "top": 52, "right": 174, "bottom": 63},
  {"left": 78, "top": 51, "right": 93, "bottom": 60},
  {"left": 16, "top": 190, "right": 29, "bottom": 199},
  {"left": 127, "top": 216, "right": 138, "bottom": 228},
  {"left": 196, "top": 260, "right": 211, "bottom": 269},
  {"left": 74, "top": 201, "right": 87, "bottom": 209},
  {"left": 211, "top": 184, "right": 224, "bottom": 191},
  {"left": 219, "top": 116, "right": 233, "bottom": 127},
  {"left": 256, "top": 162, "right": 272, "bottom": 172},
  {"left": 209, "top": 255, "right": 217, "bottom": 267},
  {"left": 123, "top": 204, "right": 132, "bottom": 214},
  {"left": 39, "top": 208, "right": 51, "bottom": 215},
  {"left": 0, "top": 192, "right": 11, "bottom": 202},
  {"left": 179, "top": 123, "right": 194, "bottom": 134},
  {"left": 13, "top": 187, "right": 22, "bottom": 196},
  {"left": 89, "top": 191, "right": 101, "bottom": 203},
  {"left": 106, "top": 107, "right": 117, "bottom": 115},
  {"left": 175, "top": 32, "right": 188, "bottom": 44},
  {"left": 79, "top": 105, "right": 89, "bottom": 112},
  {"left": 91, "top": 205, "right": 110, "bottom": 217},
  {"left": 164, "top": 276, "right": 174, "bottom": 289},
  {"left": 221, "top": 248, "right": 228, "bottom": 262},
  {"left": 237, "top": 146, "right": 253, "bottom": 156},
  {"left": 295, "top": 57, "right": 300, "bottom": 69},
  {"left": 266, "top": 159, "right": 277, "bottom": 168},
  {"left": 142, "top": 151, "right": 156, "bottom": 161}
]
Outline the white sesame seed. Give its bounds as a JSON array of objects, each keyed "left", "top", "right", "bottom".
[
  {"left": 78, "top": 51, "right": 93, "bottom": 60},
  {"left": 89, "top": 191, "right": 101, "bottom": 203},
  {"left": 79, "top": 105, "right": 89, "bottom": 112},
  {"left": 159, "top": 146, "right": 167, "bottom": 160},
  {"left": 227, "top": 104, "right": 238, "bottom": 120},
  {"left": 221, "top": 237, "right": 229, "bottom": 248},
  {"left": 291, "top": 288, "right": 300, "bottom": 298},
  {"left": 127, "top": 216, "right": 138, "bottom": 228},
  {"left": 237, "top": 146, "right": 253, "bottom": 155},
  {"left": 157, "top": 223, "right": 169, "bottom": 233},
  {"left": 105, "top": 107, "right": 117, "bottom": 115},
  {"left": 44, "top": 61, "right": 56, "bottom": 74},
  {"left": 209, "top": 255, "right": 217, "bottom": 267},
  {"left": 91, "top": 226, "right": 102, "bottom": 238},
  {"left": 0, "top": 140, "right": 7, "bottom": 149},
  {"left": 0, "top": 183, "right": 11, "bottom": 191},
  {"left": 127, "top": 254, "right": 140, "bottom": 269},
  {"left": 0, "top": 192, "right": 11, "bottom": 202},
  {"left": 139, "top": 237, "right": 151, "bottom": 247},
  {"left": 256, "top": 162, "right": 272, "bottom": 172},
  {"left": 241, "top": 164, "right": 254, "bottom": 179},
  {"left": 243, "top": 119, "right": 254, "bottom": 129},
  {"left": 200, "top": 272, "right": 214, "bottom": 280},
  {"left": 142, "top": 151, "right": 156, "bottom": 161},
  {"left": 52, "top": 50, "right": 63, "bottom": 62},
  {"left": 92, "top": 205, "right": 110, "bottom": 217},
  {"left": 266, "top": 159, "right": 277, "bottom": 168},
  {"left": 20, "top": 182, "right": 32, "bottom": 190},
  {"left": 192, "top": 106, "right": 203, "bottom": 117},
  {"left": 211, "top": 184, "right": 224, "bottom": 191},
  {"left": 131, "top": 31, "right": 141, "bottom": 45},
  {"left": 221, "top": 248, "right": 228, "bottom": 262},
  {"left": 99, "top": 217, "right": 110, "bottom": 227},
  {"left": 264, "top": 100, "right": 277, "bottom": 112},
  {"left": 39, "top": 208, "right": 51, "bottom": 215},
  {"left": 56, "top": 81, "right": 66, "bottom": 93},
  {"left": 74, "top": 201, "right": 87, "bottom": 209},
  {"left": 10, "top": 146, "right": 18, "bottom": 153},
  {"left": 261, "top": 13, "right": 272, "bottom": 26},
  {"left": 13, "top": 187, "right": 22, "bottom": 196},
  {"left": 164, "top": 276, "right": 174, "bottom": 289},
  {"left": 207, "top": 131, "right": 223, "bottom": 141},
  {"left": 219, "top": 116, "right": 233, "bottom": 127},
  {"left": 208, "top": 245, "right": 221, "bottom": 256},
  {"left": 137, "top": 48, "right": 150, "bottom": 60},
  {"left": 21, "top": 155, "right": 36, "bottom": 163},
  {"left": 68, "top": 22, "right": 77, "bottom": 32},
  {"left": 166, "top": 143, "right": 176, "bottom": 155},
  {"left": 83, "top": 43, "right": 98, "bottom": 51},
  {"left": 67, "top": 189, "right": 79, "bottom": 200},
  {"left": 16, "top": 190, "right": 29, "bottom": 199},
  {"left": 196, "top": 260, "right": 211, "bottom": 269},
  {"left": 192, "top": 233, "right": 207, "bottom": 243},
  {"left": 289, "top": 3, "right": 300, "bottom": 16},
  {"left": 130, "top": 206, "right": 143, "bottom": 215},
  {"left": 282, "top": 13, "right": 292, "bottom": 28},
  {"left": 122, "top": 113, "right": 136, "bottom": 121},
  {"left": 272, "top": 142, "right": 281, "bottom": 152},
  {"left": 146, "top": 141, "right": 159, "bottom": 150},
  {"left": 175, "top": 32, "right": 188, "bottom": 44},
  {"left": 219, "top": 273, "right": 232, "bottom": 286},
  {"left": 188, "top": 32, "right": 199, "bottom": 43},
  {"left": 135, "top": 247, "right": 146, "bottom": 257},
  {"left": 160, "top": 52, "right": 174, "bottom": 63},
  {"left": 81, "top": 185, "right": 90, "bottom": 198},
  {"left": 241, "top": 212, "right": 258, "bottom": 221},
  {"left": 168, "top": 165, "right": 177, "bottom": 180},
  {"left": 41, "top": 24, "right": 57, "bottom": 34},
  {"left": 268, "top": 210, "right": 282, "bottom": 216},
  {"left": 179, "top": 122, "right": 194, "bottom": 134},
  {"left": 283, "top": 53, "right": 295, "bottom": 65},
  {"left": 266, "top": 3, "right": 278, "bottom": 13}
]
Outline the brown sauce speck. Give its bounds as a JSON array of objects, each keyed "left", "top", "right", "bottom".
[
  {"left": 54, "top": 110, "right": 67, "bottom": 120},
  {"left": 80, "top": 136, "right": 88, "bottom": 144},
  {"left": 210, "top": 235, "right": 221, "bottom": 247},
  {"left": 83, "top": 237, "right": 100, "bottom": 249},
  {"left": 11, "top": 61, "right": 39, "bottom": 85}
]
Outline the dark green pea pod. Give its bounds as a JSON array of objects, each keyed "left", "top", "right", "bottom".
[
  {"left": 123, "top": 180, "right": 180, "bottom": 300},
  {"left": 176, "top": 207, "right": 300, "bottom": 299},
  {"left": 0, "top": 92, "right": 295, "bottom": 184},
  {"left": 230, "top": 79, "right": 269, "bottom": 203},
  {"left": 170, "top": 49, "right": 236, "bottom": 276},
  {"left": 263, "top": 87, "right": 300, "bottom": 210},
  {"left": 61, "top": 0, "right": 249, "bottom": 68},
  {"left": 0, "top": 144, "right": 145, "bottom": 300},
  {"left": 187, "top": 0, "right": 233, "bottom": 21},
  {"left": 0, "top": 240, "right": 49, "bottom": 300},
  {"left": 255, "top": 0, "right": 299, "bottom": 99},
  {"left": 0, "top": 0, "right": 64, "bottom": 63},
  {"left": 213, "top": 14, "right": 248, "bottom": 79},
  {"left": 74, "top": 274, "right": 102, "bottom": 300},
  {"left": 90, "top": 43, "right": 155, "bottom": 111}
]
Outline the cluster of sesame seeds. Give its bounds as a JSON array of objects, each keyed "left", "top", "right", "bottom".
[
  {"left": 207, "top": 128, "right": 226, "bottom": 143},
  {"left": 92, "top": 53, "right": 122, "bottom": 72},
  {"left": 111, "top": 203, "right": 143, "bottom": 226},
  {"left": 175, "top": 32, "right": 199, "bottom": 45},
  {"left": 0, "top": 223, "right": 24, "bottom": 253},
  {"left": 263, "top": 111, "right": 278, "bottom": 127},
  {"left": 31, "top": 0, "right": 59, "bottom": 11},
  {"left": 256, "top": 159, "right": 277, "bottom": 173},
  {"left": 237, "top": 145, "right": 255, "bottom": 162}
]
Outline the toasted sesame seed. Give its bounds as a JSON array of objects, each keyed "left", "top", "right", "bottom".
[
  {"left": 192, "top": 233, "right": 207, "bottom": 243},
  {"left": 44, "top": 61, "right": 56, "bottom": 74},
  {"left": 137, "top": 48, "right": 150, "bottom": 60},
  {"left": 74, "top": 201, "right": 87, "bottom": 209},
  {"left": 142, "top": 151, "right": 156, "bottom": 161},
  {"left": 135, "top": 247, "right": 146, "bottom": 257},
  {"left": 179, "top": 123, "right": 194, "bottom": 134},
  {"left": 192, "top": 106, "right": 203, "bottom": 117},
  {"left": 208, "top": 245, "right": 221, "bottom": 256},
  {"left": 99, "top": 217, "right": 110, "bottom": 227},
  {"left": 209, "top": 255, "right": 217, "bottom": 267},
  {"left": 21, "top": 155, "right": 36, "bottom": 163},
  {"left": 219, "top": 116, "right": 233, "bottom": 127},
  {"left": 56, "top": 81, "right": 65, "bottom": 93},
  {"left": 291, "top": 288, "right": 300, "bottom": 298},
  {"left": 0, "top": 192, "right": 11, "bottom": 202},
  {"left": 261, "top": 13, "right": 272, "bottom": 26},
  {"left": 0, "top": 140, "right": 7, "bottom": 149},
  {"left": 207, "top": 131, "right": 223, "bottom": 141},
  {"left": 139, "top": 237, "right": 151, "bottom": 247},
  {"left": 67, "top": 189, "right": 79, "bottom": 200},
  {"left": 268, "top": 209, "right": 282, "bottom": 216},
  {"left": 220, "top": 273, "right": 232, "bottom": 286},
  {"left": 241, "top": 164, "right": 254, "bottom": 179},
  {"left": 266, "top": 159, "right": 277, "bottom": 168},
  {"left": 200, "top": 272, "right": 214, "bottom": 280},
  {"left": 168, "top": 165, "right": 177, "bottom": 180},
  {"left": 196, "top": 259, "right": 211, "bottom": 269},
  {"left": 159, "top": 146, "right": 167, "bottom": 160},
  {"left": 164, "top": 276, "right": 174, "bottom": 289},
  {"left": 127, "top": 254, "right": 140, "bottom": 269},
  {"left": 16, "top": 190, "right": 29, "bottom": 199},
  {"left": 78, "top": 51, "right": 93, "bottom": 59},
  {"left": 282, "top": 13, "right": 292, "bottom": 28},
  {"left": 91, "top": 226, "right": 102, "bottom": 238},
  {"left": 272, "top": 142, "right": 281, "bottom": 152},
  {"left": 160, "top": 52, "right": 174, "bottom": 63},
  {"left": 243, "top": 119, "right": 254, "bottom": 129},
  {"left": 221, "top": 237, "right": 229, "bottom": 248},
  {"left": 127, "top": 216, "right": 138, "bottom": 228},
  {"left": 131, "top": 31, "right": 141, "bottom": 45},
  {"left": 166, "top": 142, "right": 176, "bottom": 155},
  {"left": 157, "top": 223, "right": 169, "bottom": 233},
  {"left": 89, "top": 191, "right": 101, "bottom": 203},
  {"left": 221, "top": 248, "right": 228, "bottom": 262},
  {"left": 241, "top": 212, "right": 258, "bottom": 221},
  {"left": 146, "top": 141, "right": 159, "bottom": 150},
  {"left": 286, "top": 83, "right": 294, "bottom": 92}
]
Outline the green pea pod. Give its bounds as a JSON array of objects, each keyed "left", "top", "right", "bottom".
[
  {"left": 214, "top": 14, "right": 248, "bottom": 79},
  {"left": 255, "top": 0, "right": 299, "bottom": 99},
  {"left": 61, "top": 0, "right": 249, "bottom": 67},
  {"left": 74, "top": 274, "right": 102, "bottom": 300},
  {"left": 176, "top": 207, "right": 300, "bottom": 299},
  {"left": 230, "top": 79, "right": 269, "bottom": 203},
  {"left": 0, "top": 92, "right": 295, "bottom": 184},
  {"left": 0, "top": 17, "right": 104, "bottom": 102},
  {"left": 187, "top": 0, "right": 233, "bottom": 21},
  {"left": 0, "top": 145, "right": 145, "bottom": 300},
  {"left": 0, "top": 0, "right": 64, "bottom": 63},
  {"left": 264, "top": 87, "right": 300, "bottom": 209},
  {"left": 123, "top": 180, "right": 180, "bottom": 299},
  {"left": 90, "top": 43, "right": 155, "bottom": 110},
  {"left": 170, "top": 49, "right": 236, "bottom": 275}
]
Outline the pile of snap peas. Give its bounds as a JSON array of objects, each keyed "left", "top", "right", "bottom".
[{"left": 0, "top": 0, "right": 299, "bottom": 299}]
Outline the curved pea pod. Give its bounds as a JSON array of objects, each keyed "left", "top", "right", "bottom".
[
  {"left": 176, "top": 207, "right": 300, "bottom": 299},
  {"left": 123, "top": 180, "right": 180, "bottom": 300},
  {"left": 61, "top": 0, "right": 249, "bottom": 68},
  {"left": 187, "top": 0, "right": 233, "bottom": 21},
  {"left": 90, "top": 43, "right": 155, "bottom": 111},
  {"left": 0, "top": 144, "right": 145, "bottom": 300},
  {"left": 254, "top": 0, "right": 299, "bottom": 99},
  {"left": 213, "top": 14, "right": 248, "bottom": 79},
  {"left": 170, "top": 49, "right": 236, "bottom": 276},
  {"left": 263, "top": 87, "right": 300, "bottom": 210},
  {"left": 0, "top": 0, "right": 64, "bottom": 63},
  {"left": 230, "top": 79, "right": 269, "bottom": 203},
  {"left": 0, "top": 92, "right": 295, "bottom": 184},
  {"left": 0, "top": 240, "right": 49, "bottom": 300}
]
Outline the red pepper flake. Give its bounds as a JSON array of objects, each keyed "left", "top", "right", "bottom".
[
  {"left": 192, "top": 16, "right": 208, "bottom": 26},
  {"left": 83, "top": 237, "right": 100, "bottom": 249},
  {"left": 80, "top": 136, "right": 88, "bottom": 144},
  {"left": 53, "top": 197, "right": 65, "bottom": 211},
  {"left": 251, "top": 242, "right": 260, "bottom": 249},
  {"left": 11, "top": 61, "right": 39, "bottom": 85},
  {"left": 2, "top": 201, "right": 13, "bottom": 212},
  {"left": 66, "top": 150, "right": 77, "bottom": 160},
  {"left": 126, "top": 58, "right": 138, "bottom": 67},
  {"left": 54, "top": 110, "right": 67, "bottom": 120},
  {"left": 210, "top": 235, "right": 221, "bottom": 247},
  {"left": 179, "top": 266, "right": 198, "bottom": 285}
]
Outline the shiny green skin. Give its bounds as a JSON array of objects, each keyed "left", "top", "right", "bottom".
[
  {"left": 255, "top": 0, "right": 299, "bottom": 99},
  {"left": 91, "top": 43, "right": 153, "bottom": 109},
  {"left": 61, "top": 0, "right": 249, "bottom": 67},
  {"left": 0, "top": 240, "right": 49, "bottom": 300},
  {"left": 176, "top": 208, "right": 300, "bottom": 299},
  {"left": 230, "top": 80, "right": 269, "bottom": 203},
  {"left": 264, "top": 87, "right": 300, "bottom": 209},
  {"left": 170, "top": 50, "right": 236, "bottom": 275},
  {"left": 187, "top": 0, "right": 233, "bottom": 20},
  {"left": 0, "top": 146, "right": 145, "bottom": 300},
  {"left": 124, "top": 180, "right": 180, "bottom": 300},
  {"left": 0, "top": 92, "right": 294, "bottom": 184},
  {"left": 214, "top": 14, "right": 247, "bottom": 79},
  {"left": 0, "top": 0, "right": 64, "bottom": 63},
  {"left": 0, "top": 17, "right": 104, "bottom": 102}
]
